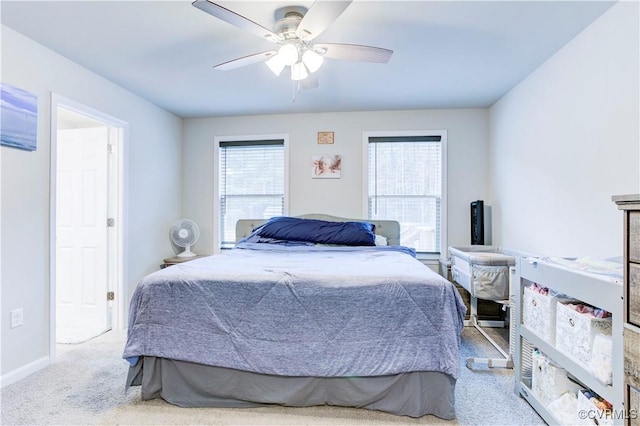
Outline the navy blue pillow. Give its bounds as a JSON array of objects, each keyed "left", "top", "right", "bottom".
[{"left": 253, "top": 217, "right": 376, "bottom": 246}]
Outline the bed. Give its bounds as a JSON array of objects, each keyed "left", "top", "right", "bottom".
[{"left": 123, "top": 214, "right": 466, "bottom": 418}]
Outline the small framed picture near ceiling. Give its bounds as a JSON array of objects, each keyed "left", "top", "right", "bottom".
[
  {"left": 317, "top": 131, "right": 334, "bottom": 144},
  {"left": 312, "top": 154, "right": 341, "bottom": 179},
  {"left": 0, "top": 82, "right": 38, "bottom": 151}
]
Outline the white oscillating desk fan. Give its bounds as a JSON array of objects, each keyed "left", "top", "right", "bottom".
[{"left": 170, "top": 219, "right": 200, "bottom": 258}]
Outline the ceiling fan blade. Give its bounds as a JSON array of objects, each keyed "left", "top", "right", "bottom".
[
  {"left": 295, "top": 0, "right": 353, "bottom": 41},
  {"left": 213, "top": 51, "right": 277, "bottom": 71},
  {"left": 315, "top": 43, "right": 393, "bottom": 63},
  {"left": 193, "top": 0, "right": 281, "bottom": 43}
]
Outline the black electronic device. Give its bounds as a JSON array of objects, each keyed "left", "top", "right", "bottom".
[{"left": 471, "top": 200, "right": 485, "bottom": 245}]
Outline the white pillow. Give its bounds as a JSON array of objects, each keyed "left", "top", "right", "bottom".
[{"left": 374, "top": 234, "right": 388, "bottom": 246}]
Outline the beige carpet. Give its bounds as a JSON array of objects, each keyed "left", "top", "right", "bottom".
[
  {"left": 0, "top": 327, "right": 544, "bottom": 426},
  {"left": 56, "top": 325, "right": 109, "bottom": 345}
]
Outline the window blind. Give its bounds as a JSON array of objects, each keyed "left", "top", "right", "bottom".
[
  {"left": 367, "top": 135, "right": 442, "bottom": 253},
  {"left": 219, "top": 139, "right": 284, "bottom": 248}
]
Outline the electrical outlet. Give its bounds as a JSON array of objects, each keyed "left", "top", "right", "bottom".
[{"left": 10, "top": 308, "right": 23, "bottom": 328}]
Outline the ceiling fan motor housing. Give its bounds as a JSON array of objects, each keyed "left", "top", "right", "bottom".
[{"left": 273, "top": 6, "right": 307, "bottom": 39}]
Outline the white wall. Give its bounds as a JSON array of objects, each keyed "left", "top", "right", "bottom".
[
  {"left": 182, "top": 109, "right": 489, "bottom": 255},
  {"left": 1, "top": 26, "right": 182, "bottom": 379},
  {"left": 489, "top": 2, "right": 639, "bottom": 258}
]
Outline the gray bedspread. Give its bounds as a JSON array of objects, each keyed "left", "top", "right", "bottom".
[{"left": 123, "top": 244, "right": 466, "bottom": 378}]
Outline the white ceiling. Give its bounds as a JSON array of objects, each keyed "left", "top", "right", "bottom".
[{"left": 1, "top": 1, "right": 615, "bottom": 118}]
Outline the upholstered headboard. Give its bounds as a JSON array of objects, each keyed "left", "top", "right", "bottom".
[{"left": 235, "top": 214, "right": 401, "bottom": 246}]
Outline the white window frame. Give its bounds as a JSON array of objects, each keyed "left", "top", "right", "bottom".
[
  {"left": 213, "top": 133, "right": 289, "bottom": 253},
  {"left": 362, "top": 130, "right": 447, "bottom": 260}
]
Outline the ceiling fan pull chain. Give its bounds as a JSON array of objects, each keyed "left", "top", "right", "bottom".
[{"left": 292, "top": 80, "right": 297, "bottom": 103}]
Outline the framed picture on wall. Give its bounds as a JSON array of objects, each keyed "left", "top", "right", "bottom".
[
  {"left": 317, "top": 131, "right": 334, "bottom": 144},
  {"left": 312, "top": 154, "right": 341, "bottom": 178},
  {"left": 0, "top": 82, "right": 38, "bottom": 151}
]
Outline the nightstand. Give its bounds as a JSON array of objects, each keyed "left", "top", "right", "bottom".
[{"left": 161, "top": 255, "right": 205, "bottom": 268}]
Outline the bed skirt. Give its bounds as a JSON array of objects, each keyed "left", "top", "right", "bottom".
[{"left": 126, "top": 356, "right": 456, "bottom": 419}]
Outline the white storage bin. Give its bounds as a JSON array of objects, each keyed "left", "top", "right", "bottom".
[
  {"left": 555, "top": 303, "right": 612, "bottom": 368},
  {"left": 532, "top": 349, "right": 580, "bottom": 406},
  {"left": 522, "top": 286, "right": 573, "bottom": 344},
  {"left": 588, "top": 333, "right": 613, "bottom": 385},
  {"left": 548, "top": 392, "right": 579, "bottom": 426},
  {"left": 576, "top": 389, "right": 613, "bottom": 426}
]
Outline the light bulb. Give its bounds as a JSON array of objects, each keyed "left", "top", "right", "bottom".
[
  {"left": 302, "top": 49, "right": 323, "bottom": 73},
  {"left": 265, "top": 54, "right": 285, "bottom": 76},
  {"left": 291, "top": 61, "right": 308, "bottom": 81},
  {"left": 278, "top": 44, "right": 298, "bottom": 66}
]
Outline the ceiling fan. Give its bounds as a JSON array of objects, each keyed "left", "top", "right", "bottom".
[{"left": 192, "top": 0, "right": 393, "bottom": 87}]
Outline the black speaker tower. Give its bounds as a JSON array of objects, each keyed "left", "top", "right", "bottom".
[{"left": 471, "top": 200, "right": 484, "bottom": 245}]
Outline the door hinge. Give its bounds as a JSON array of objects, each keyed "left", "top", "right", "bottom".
[
  {"left": 107, "top": 218, "right": 115, "bottom": 227},
  {"left": 107, "top": 144, "right": 114, "bottom": 154},
  {"left": 107, "top": 291, "right": 115, "bottom": 301}
]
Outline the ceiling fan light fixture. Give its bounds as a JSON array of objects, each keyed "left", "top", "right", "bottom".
[
  {"left": 278, "top": 43, "right": 299, "bottom": 66},
  {"left": 291, "top": 61, "right": 309, "bottom": 81},
  {"left": 192, "top": 0, "right": 392, "bottom": 99},
  {"left": 265, "top": 54, "right": 286, "bottom": 76},
  {"left": 302, "top": 49, "right": 324, "bottom": 73}
]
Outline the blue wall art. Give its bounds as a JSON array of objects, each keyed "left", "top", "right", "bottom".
[{"left": 1, "top": 83, "right": 38, "bottom": 151}]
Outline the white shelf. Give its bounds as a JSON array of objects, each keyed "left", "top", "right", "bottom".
[
  {"left": 514, "top": 257, "right": 624, "bottom": 426},
  {"left": 520, "top": 326, "right": 615, "bottom": 403},
  {"left": 519, "top": 382, "right": 563, "bottom": 425},
  {"left": 519, "top": 259, "right": 622, "bottom": 313}
]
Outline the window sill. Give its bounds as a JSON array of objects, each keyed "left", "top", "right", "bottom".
[{"left": 415, "top": 253, "right": 441, "bottom": 263}]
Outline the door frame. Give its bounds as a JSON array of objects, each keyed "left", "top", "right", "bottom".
[{"left": 49, "top": 93, "right": 128, "bottom": 361}]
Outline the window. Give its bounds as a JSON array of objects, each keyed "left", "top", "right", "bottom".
[
  {"left": 366, "top": 132, "right": 446, "bottom": 255},
  {"left": 218, "top": 137, "right": 286, "bottom": 248}
]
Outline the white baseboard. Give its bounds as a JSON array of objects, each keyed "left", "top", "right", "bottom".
[{"left": 0, "top": 356, "right": 50, "bottom": 388}]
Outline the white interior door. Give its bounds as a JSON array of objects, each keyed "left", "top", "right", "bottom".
[{"left": 56, "top": 126, "right": 110, "bottom": 343}]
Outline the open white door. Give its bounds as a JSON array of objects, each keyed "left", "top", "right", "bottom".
[{"left": 56, "top": 127, "right": 110, "bottom": 343}]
